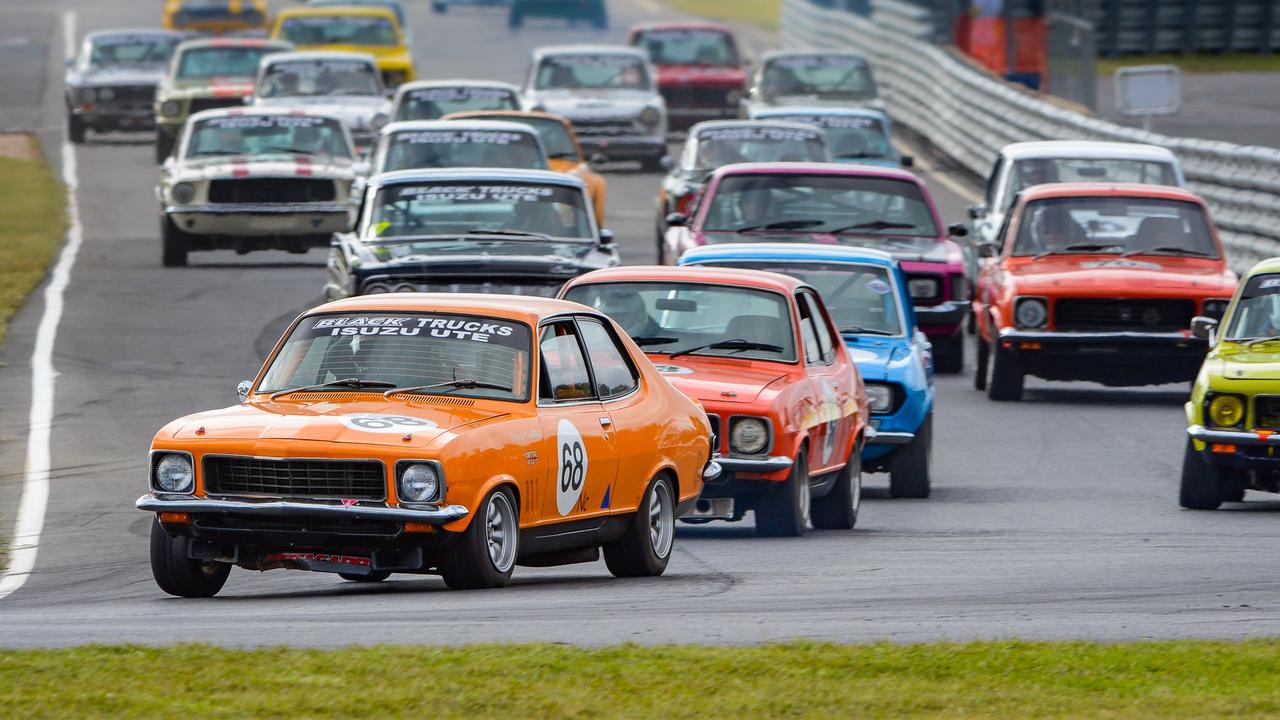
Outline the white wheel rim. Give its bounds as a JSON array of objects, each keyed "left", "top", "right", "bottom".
[
  {"left": 649, "top": 480, "right": 674, "bottom": 558},
  {"left": 486, "top": 492, "right": 517, "bottom": 573}
]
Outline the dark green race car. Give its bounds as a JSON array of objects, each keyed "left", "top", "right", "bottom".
[{"left": 509, "top": 0, "right": 607, "bottom": 29}]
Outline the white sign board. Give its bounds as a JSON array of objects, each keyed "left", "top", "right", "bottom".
[{"left": 1114, "top": 64, "right": 1181, "bottom": 117}]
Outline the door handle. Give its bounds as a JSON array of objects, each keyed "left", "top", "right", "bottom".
[{"left": 599, "top": 417, "right": 612, "bottom": 427}]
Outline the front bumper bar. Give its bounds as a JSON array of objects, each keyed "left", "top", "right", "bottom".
[
  {"left": 914, "top": 301, "right": 967, "bottom": 328},
  {"left": 137, "top": 493, "right": 469, "bottom": 525},
  {"left": 999, "top": 328, "right": 1204, "bottom": 346},
  {"left": 714, "top": 456, "right": 793, "bottom": 473},
  {"left": 1188, "top": 425, "right": 1280, "bottom": 447},
  {"left": 866, "top": 429, "right": 914, "bottom": 446}
]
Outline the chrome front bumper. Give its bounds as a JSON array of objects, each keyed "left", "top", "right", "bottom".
[
  {"left": 137, "top": 493, "right": 469, "bottom": 525},
  {"left": 1187, "top": 425, "right": 1280, "bottom": 447},
  {"left": 866, "top": 429, "right": 914, "bottom": 446},
  {"left": 714, "top": 456, "right": 793, "bottom": 473},
  {"left": 999, "top": 328, "right": 1204, "bottom": 346}
]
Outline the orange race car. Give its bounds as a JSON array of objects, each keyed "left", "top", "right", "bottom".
[
  {"left": 973, "top": 182, "right": 1237, "bottom": 400},
  {"left": 561, "top": 266, "right": 869, "bottom": 537},
  {"left": 446, "top": 109, "right": 608, "bottom": 224},
  {"left": 138, "top": 294, "right": 716, "bottom": 597}
]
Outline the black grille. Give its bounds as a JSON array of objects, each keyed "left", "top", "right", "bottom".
[
  {"left": 573, "top": 118, "right": 637, "bottom": 137},
  {"left": 1256, "top": 396, "right": 1280, "bottom": 430},
  {"left": 97, "top": 85, "right": 155, "bottom": 104},
  {"left": 208, "top": 178, "right": 336, "bottom": 204},
  {"left": 662, "top": 86, "right": 732, "bottom": 108},
  {"left": 1054, "top": 298, "right": 1195, "bottom": 332},
  {"left": 204, "top": 457, "right": 386, "bottom": 500},
  {"left": 189, "top": 97, "right": 245, "bottom": 115}
]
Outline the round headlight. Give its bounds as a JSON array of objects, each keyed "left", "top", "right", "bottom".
[
  {"left": 907, "top": 278, "right": 939, "bottom": 299},
  {"left": 371, "top": 112, "right": 390, "bottom": 131},
  {"left": 1208, "top": 395, "right": 1245, "bottom": 428},
  {"left": 154, "top": 453, "right": 194, "bottom": 493},
  {"left": 171, "top": 182, "right": 196, "bottom": 204},
  {"left": 364, "top": 282, "right": 390, "bottom": 294},
  {"left": 1014, "top": 298, "right": 1048, "bottom": 329},
  {"left": 730, "top": 417, "right": 769, "bottom": 455},
  {"left": 639, "top": 107, "right": 661, "bottom": 126},
  {"left": 161, "top": 100, "right": 182, "bottom": 118},
  {"left": 399, "top": 463, "right": 440, "bottom": 503},
  {"left": 865, "top": 383, "right": 895, "bottom": 414},
  {"left": 98, "top": 87, "right": 115, "bottom": 102}
]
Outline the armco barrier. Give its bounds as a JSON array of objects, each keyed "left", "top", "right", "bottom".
[{"left": 781, "top": 0, "right": 1280, "bottom": 272}]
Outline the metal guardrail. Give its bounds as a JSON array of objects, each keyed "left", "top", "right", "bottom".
[{"left": 781, "top": 0, "right": 1280, "bottom": 272}]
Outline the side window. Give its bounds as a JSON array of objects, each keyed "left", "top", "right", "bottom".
[
  {"left": 984, "top": 157, "right": 1003, "bottom": 209},
  {"left": 994, "top": 198, "right": 1018, "bottom": 251},
  {"left": 796, "top": 295, "right": 822, "bottom": 364},
  {"left": 538, "top": 321, "right": 595, "bottom": 402},
  {"left": 577, "top": 317, "right": 639, "bottom": 399},
  {"left": 801, "top": 292, "right": 837, "bottom": 364}
]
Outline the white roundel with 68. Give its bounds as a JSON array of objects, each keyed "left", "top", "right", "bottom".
[{"left": 556, "top": 419, "right": 588, "bottom": 516}]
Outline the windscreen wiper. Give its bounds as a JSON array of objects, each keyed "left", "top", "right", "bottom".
[
  {"left": 1033, "top": 243, "right": 1121, "bottom": 260},
  {"left": 1242, "top": 337, "right": 1280, "bottom": 348},
  {"left": 1121, "top": 245, "right": 1211, "bottom": 258},
  {"left": 840, "top": 326, "right": 895, "bottom": 336},
  {"left": 263, "top": 146, "right": 318, "bottom": 155},
  {"left": 464, "top": 229, "right": 555, "bottom": 240},
  {"left": 269, "top": 378, "right": 396, "bottom": 400},
  {"left": 384, "top": 378, "right": 513, "bottom": 398},
  {"left": 735, "top": 219, "right": 826, "bottom": 233},
  {"left": 631, "top": 335, "right": 679, "bottom": 346},
  {"left": 829, "top": 220, "right": 917, "bottom": 233},
  {"left": 669, "top": 338, "right": 784, "bottom": 359}
]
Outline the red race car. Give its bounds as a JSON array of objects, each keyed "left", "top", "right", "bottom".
[
  {"left": 628, "top": 22, "right": 748, "bottom": 131},
  {"left": 561, "top": 266, "right": 869, "bottom": 536}
]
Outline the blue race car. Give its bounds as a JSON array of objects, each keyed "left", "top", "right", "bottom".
[
  {"left": 747, "top": 106, "right": 911, "bottom": 169},
  {"left": 679, "top": 243, "right": 935, "bottom": 497}
]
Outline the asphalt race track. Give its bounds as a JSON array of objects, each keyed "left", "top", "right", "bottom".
[{"left": 0, "top": 0, "right": 1278, "bottom": 648}]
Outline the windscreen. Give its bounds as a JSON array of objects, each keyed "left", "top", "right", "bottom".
[
  {"left": 177, "top": 46, "right": 279, "bottom": 80},
  {"left": 1007, "top": 158, "right": 1180, "bottom": 202},
  {"left": 767, "top": 114, "right": 891, "bottom": 162},
  {"left": 1011, "top": 196, "right": 1218, "bottom": 258},
  {"left": 395, "top": 87, "right": 520, "bottom": 121},
  {"left": 692, "top": 125, "right": 827, "bottom": 169},
  {"left": 258, "top": 312, "right": 532, "bottom": 402},
  {"left": 259, "top": 59, "right": 381, "bottom": 98},
  {"left": 1227, "top": 274, "right": 1280, "bottom": 340},
  {"left": 563, "top": 282, "right": 797, "bottom": 362},
  {"left": 88, "top": 34, "right": 178, "bottom": 67},
  {"left": 702, "top": 173, "right": 938, "bottom": 238},
  {"left": 536, "top": 54, "right": 650, "bottom": 90},
  {"left": 378, "top": 129, "right": 547, "bottom": 172},
  {"left": 702, "top": 262, "right": 903, "bottom": 336},
  {"left": 637, "top": 29, "right": 738, "bottom": 66},
  {"left": 279, "top": 15, "right": 399, "bottom": 47},
  {"left": 761, "top": 55, "right": 876, "bottom": 100},
  {"left": 186, "top": 114, "right": 351, "bottom": 159},
  {"left": 369, "top": 181, "right": 593, "bottom": 241}
]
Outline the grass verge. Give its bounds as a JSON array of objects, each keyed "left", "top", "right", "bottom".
[
  {"left": 666, "top": 0, "right": 782, "bottom": 31},
  {"left": 0, "top": 134, "right": 67, "bottom": 349},
  {"left": 1097, "top": 53, "right": 1280, "bottom": 75},
  {"left": 3, "top": 640, "right": 1280, "bottom": 718}
]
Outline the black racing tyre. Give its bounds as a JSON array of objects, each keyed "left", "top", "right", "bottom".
[
  {"left": 987, "top": 337, "right": 1024, "bottom": 401},
  {"left": 933, "top": 334, "right": 964, "bottom": 374},
  {"left": 1221, "top": 478, "right": 1246, "bottom": 503},
  {"left": 603, "top": 474, "right": 676, "bottom": 577},
  {"left": 655, "top": 220, "right": 669, "bottom": 265},
  {"left": 149, "top": 519, "right": 231, "bottom": 598},
  {"left": 973, "top": 331, "right": 989, "bottom": 390},
  {"left": 339, "top": 571, "right": 391, "bottom": 582},
  {"left": 162, "top": 216, "right": 190, "bottom": 267},
  {"left": 68, "top": 114, "right": 86, "bottom": 144},
  {"left": 440, "top": 486, "right": 518, "bottom": 589},
  {"left": 811, "top": 442, "right": 861, "bottom": 529},
  {"left": 640, "top": 154, "right": 666, "bottom": 173},
  {"left": 888, "top": 412, "right": 932, "bottom": 499},
  {"left": 755, "top": 450, "right": 809, "bottom": 537},
  {"left": 1179, "top": 438, "right": 1223, "bottom": 510},
  {"left": 154, "top": 131, "right": 175, "bottom": 164}
]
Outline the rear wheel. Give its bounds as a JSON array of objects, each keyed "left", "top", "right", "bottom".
[
  {"left": 339, "top": 571, "right": 390, "bottom": 583},
  {"left": 440, "top": 486, "right": 518, "bottom": 589},
  {"left": 1179, "top": 438, "right": 1223, "bottom": 510},
  {"left": 604, "top": 475, "right": 675, "bottom": 577},
  {"left": 987, "top": 337, "right": 1024, "bottom": 401},
  {"left": 149, "top": 519, "right": 230, "bottom": 598},
  {"left": 811, "top": 442, "right": 861, "bottom": 529},
  {"left": 888, "top": 413, "right": 932, "bottom": 498},
  {"left": 640, "top": 154, "right": 666, "bottom": 173},
  {"left": 161, "top": 216, "right": 189, "bottom": 267},
  {"left": 68, "top": 114, "right": 86, "bottom": 144},
  {"left": 933, "top": 334, "right": 964, "bottom": 373},
  {"left": 755, "top": 450, "right": 809, "bottom": 537}
]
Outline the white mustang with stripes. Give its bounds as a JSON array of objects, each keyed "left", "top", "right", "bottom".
[{"left": 158, "top": 107, "right": 360, "bottom": 267}]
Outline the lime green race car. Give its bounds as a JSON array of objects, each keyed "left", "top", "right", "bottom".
[{"left": 1181, "top": 257, "right": 1280, "bottom": 509}]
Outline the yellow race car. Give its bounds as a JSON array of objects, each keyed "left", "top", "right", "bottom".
[
  {"left": 271, "top": 5, "right": 416, "bottom": 88},
  {"left": 163, "top": 0, "right": 270, "bottom": 35}
]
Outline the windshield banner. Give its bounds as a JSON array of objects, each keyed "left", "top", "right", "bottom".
[{"left": 301, "top": 314, "right": 526, "bottom": 346}]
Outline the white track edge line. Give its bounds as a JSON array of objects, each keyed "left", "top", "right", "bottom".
[{"left": 0, "top": 10, "right": 80, "bottom": 602}]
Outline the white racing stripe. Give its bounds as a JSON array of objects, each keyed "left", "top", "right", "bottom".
[{"left": 0, "top": 10, "right": 80, "bottom": 602}]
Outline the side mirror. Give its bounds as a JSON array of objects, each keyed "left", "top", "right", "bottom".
[
  {"left": 947, "top": 223, "right": 969, "bottom": 238},
  {"left": 237, "top": 380, "right": 252, "bottom": 403},
  {"left": 659, "top": 155, "right": 674, "bottom": 172},
  {"left": 665, "top": 212, "right": 687, "bottom": 227},
  {"left": 599, "top": 228, "right": 614, "bottom": 246},
  {"left": 1190, "top": 316, "right": 1218, "bottom": 341},
  {"left": 588, "top": 152, "right": 608, "bottom": 165},
  {"left": 967, "top": 204, "right": 987, "bottom": 220},
  {"left": 900, "top": 155, "right": 914, "bottom": 168},
  {"left": 977, "top": 242, "right": 998, "bottom": 258}
]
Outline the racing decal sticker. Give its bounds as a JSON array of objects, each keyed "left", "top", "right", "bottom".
[
  {"left": 772, "top": 55, "right": 866, "bottom": 70},
  {"left": 266, "top": 59, "right": 375, "bottom": 77},
  {"left": 1261, "top": 278, "right": 1280, "bottom": 290},
  {"left": 556, "top": 419, "right": 588, "bottom": 516},
  {"left": 394, "top": 130, "right": 531, "bottom": 146},
  {"left": 865, "top": 278, "right": 892, "bottom": 295},
  {"left": 1080, "top": 259, "right": 1162, "bottom": 270},
  {"left": 653, "top": 364, "right": 695, "bottom": 375},
  {"left": 819, "top": 380, "right": 840, "bottom": 465},
  {"left": 300, "top": 314, "right": 526, "bottom": 346},
  {"left": 199, "top": 115, "right": 335, "bottom": 130},
  {"left": 697, "top": 127, "right": 822, "bottom": 144},
  {"left": 396, "top": 183, "right": 559, "bottom": 204},
  {"left": 339, "top": 414, "right": 438, "bottom": 433}
]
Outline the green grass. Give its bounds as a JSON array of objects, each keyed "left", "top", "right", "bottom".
[
  {"left": 666, "top": 0, "right": 782, "bottom": 31},
  {"left": 3, "top": 640, "right": 1280, "bottom": 718},
  {"left": 1097, "top": 53, "right": 1280, "bottom": 75},
  {"left": 0, "top": 136, "right": 67, "bottom": 349}
]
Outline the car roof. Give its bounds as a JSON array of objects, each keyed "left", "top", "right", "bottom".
[
  {"left": 680, "top": 243, "right": 898, "bottom": 269},
  {"left": 379, "top": 119, "right": 541, "bottom": 137},
  {"left": 759, "top": 49, "right": 867, "bottom": 62},
  {"left": 86, "top": 29, "right": 186, "bottom": 41},
  {"left": 566, "top": 265, "right": 807, "bottom": 294},
  {"left": 368, "top": 167, "right": 587, "bottom": 190},
  {"left": 533, "top": 45, "right": 649, "bottom": 60},
  {"left": 187, "top": 106, "right": 344, "bottom": 122},
  {"left": 1001, "top": 141, "right": 1179, "bottom": 163},
  {"left": 1245, "top": 257, "right": 1280, "bottom": 278},
  {"left": 176, "top": 37, "right": 293, "bottom": 51},
  {"left": 262, "top": 50, "right": 379, "bottom": 65},
  {"left": 689, "top": 119, "right": 829, "bottom": 135},
  {"left": 1017, "top": 182, "right": 1205, "bottom": 204},
  {"left": 629, "top": 21, "right": 734, "bottom": 34},
  {"left": 752, "top": 106, "right": 889, "bottom": 121},
  {"left": 307, "top": 293, "right": 593, "bottom": 325},
  {"left": 277, "top": 4, "right": 399, "bottom": 18},
  {"left": 711, "top": 161, "right": 918, "bottom": 182},
  {"left": 445, "top": 110, "right": 573, "bottom": 127}
]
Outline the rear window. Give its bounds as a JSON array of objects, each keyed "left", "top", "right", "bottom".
[
  {"left": 636, "top": 29, "right": 738, "bottom": 66},
  {"left": 279, "top": 15, "right": 399, "bottom": 46},
  {"left": 378, "top": 128, "right": 547, "bottom": 172}
]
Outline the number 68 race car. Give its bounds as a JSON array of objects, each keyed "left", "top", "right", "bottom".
[{"left": 137, "top": 294, "right": 717, "bottom": 597}]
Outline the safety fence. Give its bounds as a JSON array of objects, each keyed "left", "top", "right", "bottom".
[{"left": 781, "top": 0, "right": 1280, "bottom": 271}]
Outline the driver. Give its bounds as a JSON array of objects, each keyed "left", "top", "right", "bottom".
[
  {"left": 697, "top": 140, "right": 742, "bottom": 169},
  {"left": 1016, "top": 159, "right": 1059, "bottom": 192},
  {"left": 733, "top": 187, "right": 776, "bottom": 228},
  {"left": 1032, "top": 204, "right": 1085, "bottom": 252},
  {"left": 269, "top": 71, "right": 300, "bottom": 97},
  {"left": 596, "top": 287, "right": 660, "bottom": 338}
]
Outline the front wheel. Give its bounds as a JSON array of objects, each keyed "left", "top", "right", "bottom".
[
  {"left": 1179, "top": 438, "right": 1223, "bottom": 510},
  {"left": 640, "top": 154, "right": 666, "bottom": 173},
  {"left": 933, "top": 334, "right": 964, "bottom": 373},
  {"left": 888, "top": 413, "right": 932, "bottom": 498},
  {"left": 439, "top": 486, "right": 518, "bottom": 589},
  {"left": 161, "top": 216, "right": 189, "bottom": 267},
  {"left": 987, "top": 337, "right": 1024, "bottom": 401},
  {"left": 755, "top": 450, "right": 809, "bottom": 537},
  {"left": 68, "top": 114, "right": 86, "bottom": 144},
  {"left": 604, "top": 475, "right": 676, "bottom": 577},
  {"left": 154, "top": 131, "right": 175, "bottom": 164},
  {"left": 811, "top": 442, "right": 861, "bottom": 529},
  {"left": 973, "top": 331, "right": 989, "bottom": 390},
  {"left": 149, "top": 519, "right": 230, "bottom": 598}
]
